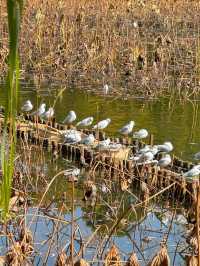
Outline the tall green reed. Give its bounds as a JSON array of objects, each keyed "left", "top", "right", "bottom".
[{"left": 0, "top": 0, "right": 23, "bottom": 219}]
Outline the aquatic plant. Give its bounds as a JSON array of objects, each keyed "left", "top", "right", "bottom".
[
  {"left": 0, "top": 0, "right": 200, "bottom": 98},
  {"left": 0, "top": 0, "right": 23, "bottom": 218}
]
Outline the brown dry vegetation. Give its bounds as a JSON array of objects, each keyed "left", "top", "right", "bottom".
[{"left": 1, "top": 0, "right": 200, "bottom": 97}]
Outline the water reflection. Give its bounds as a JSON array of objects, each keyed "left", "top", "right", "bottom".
[
  {"left": 0, "top": 83, "right": 197, "bottom": 264},
  {"left": 1, "top": 83, "right": 200, "bottom": 160}
]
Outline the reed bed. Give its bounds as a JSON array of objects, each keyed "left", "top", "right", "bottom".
[
  {"left": 1, "top": 0, "right": 200, "bottom": 97},
  {"left": 0, "top": 143, "right": 193, "bottom": 265},
  {"left": 0, "top": 130, "right": 197, "bottom": 265}
]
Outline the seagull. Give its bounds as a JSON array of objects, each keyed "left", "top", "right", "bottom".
[
  {"left": 93, "top": 118, "right": 111, "bottom": 130},
  {"left": 138, "top": 145, "right": 151, "bottom": 154},
  {"left": 103, "top": 84, "right": 109, "bottom": 95},
  {"left": 76, "top": 117, "right": 93, "bottom": 127},
  {"left": 21, "top": 100, "right": 33, "bottom": 112},
  {"left": 194, "top": 152, "right": 200, "bottom": 160},
  {"left": 96, "top": 138, "right": 110, "bottom": 150},
  {"left": 138, "top": 145, "right": 158, "bottom": 156},
  {"left": 81, "top": 134, "right": 95, "bottom": 145},
  {"left": 139, "top": 151, "right": 154, "bottom": 162},
  {"left": 130, "top": 151, "right": 154, "bottom": 162},
  {"left": 157, "top": 142, "right": 173, "bottom": 153},
  {"left": 119, "top": 121, "right": 135, "bottom": 135},
  {"left": 183, "top": 165, "right": 200, "bottom": 178},
  {"left": 64, "top": 130, "right": 81, "bottom": 144},
  {"left": 43, "top": 107, "right": 54, "bottom": 120},
  {"left": 158, "top": 154, "right": 171, "bottom": 167},
  {"left": 133, "top": 129, "right": 148, "bottom": 139},
  {"left": 64, "top": 168, "right": 80, "bottom": 182},
  {"left": 63, "top": 110, "right": 76, "bottom": 124},
  {"left": 31, "top": 103, "right": 46, "bottom": 116}
]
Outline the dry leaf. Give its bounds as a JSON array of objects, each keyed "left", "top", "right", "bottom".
[
  {"left": 125, "top": 253, "right": 140, "bottom": 266},
  {"left": 186, "top": 256, "right": 198, "bottom": 266},
  {"left": 121, "top": 179, "right": 129, "bottom": 191},
  {"left": 55, "top": 252, "right": 70, "bottom": 266},
  {"left": 148, "top": 246, "right": 170, "bottom": 266},
  {"left": 0, "top": 257, "right": 6, "bottom": 266},
  {"left": 105, "top": 245, "right": 121, "bottom": 266},
  {"left": 9, "top": 196, "right": 18, "bottom": 212},
  {"left": 74, "top": 258, "right": 89, "bottom": 266}
]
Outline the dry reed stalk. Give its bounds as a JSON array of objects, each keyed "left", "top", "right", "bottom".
[
  {"left": 71, "top": 180, "right": 75, "bottom": 265},
  {"left": 104, "top": 245, "right": 121, "bottom": 266},
  {"left": 125, "top": 253, "right": 140, "bottom": 266},
  {"left": 147, "top": 246, "right": 170, "bottom": 266},
  {"left": 196, "top": 184, "right": 200, "bottom": 266},
  {"left": 55, "top": 251, "right": 70, "bottom": 266},
  {"left": 1, "top": 0, "right": 200, "bottom": 97},
  {"left": 74, "top": 258, "right": 89, "bottom": 266},
  {"left": 187, "top": 256, "right": 198, "bottom": 266}
]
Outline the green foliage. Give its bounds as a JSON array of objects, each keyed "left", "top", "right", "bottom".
[{"left": 0, "top": 0, "right": 23, "bottom": 219}]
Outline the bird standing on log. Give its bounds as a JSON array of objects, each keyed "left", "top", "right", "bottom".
[
  {"left": 76, "top": 116, "right": 93, "bottom": 127},
  {"left": 119, "top": 121, "right": 135, "bottom": 135},
  {"left": 21, "top": 100, "right": 33, "bottom": 112},
  {"left": 93, "top": 118, "right": 111, "bottom": 130},
  {"left": 63, "top": 110, "right": 76, "bottom": 124}
]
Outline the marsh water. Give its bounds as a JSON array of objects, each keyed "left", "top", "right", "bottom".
[{"left": 0, "top": 83, "right": 199, "bottom": 265}]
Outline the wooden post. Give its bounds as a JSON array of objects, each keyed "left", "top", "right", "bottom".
[{"left": 149, "top": 134, "right": 154, "bottom": 146}]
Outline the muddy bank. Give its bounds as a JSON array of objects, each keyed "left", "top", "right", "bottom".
[{"left": 1, "top": 0, "right": 200, "bottom": 98}]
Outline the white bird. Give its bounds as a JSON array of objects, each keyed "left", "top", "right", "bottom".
[
  {"left": 150, "top": 145, "right": 159, "bottom": 156},
  {"left": 63, "top": 110, "right": 76, "bottom": 124},
  {"left": 157, "top": 142, "right": 173, "bottom": 153},
  {"left": 183, "top": 165, "right": 200, "bottom": 178},
  {"left": 119, "top": 121, "right": 135, "bottom": 135},
  {"left": 21, "top": 100, "right": 33, "bottom": 112},
  {"left": 76, "top": 117, "right": 93, "bottom": 127},
  {"left": 194, "top": 152, "right": 200, "bottom": 160},
  {"left": 138, "top": 145, "right": 151, "bottom": 154},
  {"left": 103, "top": 84, "right": 109, "bottom": 94},
  {"left": 64, "top": 168, "right": 80, "bottom": 182},
  {"left": 43, "top": 107, "right": 54, "bottom": 119},
  {"left": 158, "top": 154, "right": 171, "bottom": 167},
  {"left": 81, "top": 134, "right": 95, "bottom": 145},
  {"left": 64, "top": 168, "right": 80, "bottom": 177},
  {"left": 31, "top": 103, "right": 46, "bottom": 116},
  {"left": 140, "top": 151, "right": 154, "bottom": 162},
  {"left": 138, "top": 145, "right": 158, "bottom": 156},
  {"left": 93, "top": 118, "right": 111, "bottom": 130},
  {"left": 133, "top": 129, "right": 148, "bottom": 139},
  {"left": 133, "top": 21, "right": 138, "bottom": 28},
  {"left": 64, "top": 130, "right": 81, "bottom": 144},
  {"left": 130, "top": 151, "right": 154, "bottom": 162},
  {"left": 96, "top": 138, "right": 110, "bottom": 150}
]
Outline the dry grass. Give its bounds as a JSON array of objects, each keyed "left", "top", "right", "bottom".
[{"left": 1, "top": 0, "right": 200, "bottom": 97}]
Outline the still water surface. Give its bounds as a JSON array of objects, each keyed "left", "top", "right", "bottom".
[
  {"left": 0, "top": 84, "right": 198, "bottom": 265},
  {"left": 1, "top": 83, "right": 200, "bottom": 160}
]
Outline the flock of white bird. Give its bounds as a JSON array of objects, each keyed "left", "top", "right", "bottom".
[{"left": 21, "top": 100, "right": 200, "bottom": 178}]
